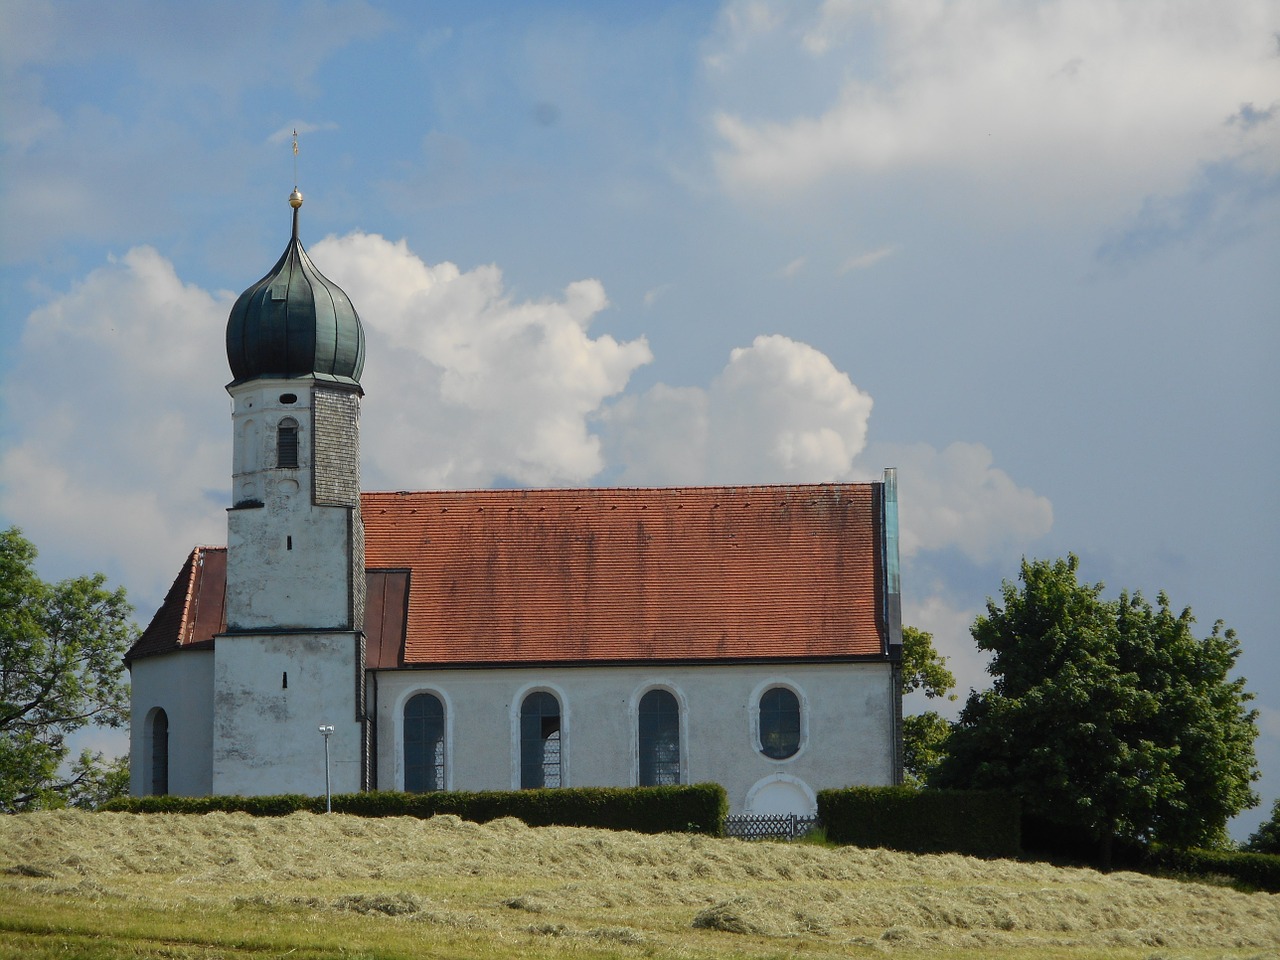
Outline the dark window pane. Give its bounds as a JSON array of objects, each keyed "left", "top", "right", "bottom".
[
  {"left": 404, "top": 693, "right": 445, "bottom": 792},
  {"left": 638, "top": 689, "right": 680, "bottom": 786},
  {"left": 151, "top": 709, "right": 169, "bottom": 796},
  {"left": 520, "top": 692, "right": 562, "bottom": 789},
  {"left": 759, "top": 687, "right": 801, "bottom": 759}
]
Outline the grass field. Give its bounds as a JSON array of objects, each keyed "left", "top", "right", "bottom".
[{"left": 1, "top": 810, "right": 1276, "bottom": 959}]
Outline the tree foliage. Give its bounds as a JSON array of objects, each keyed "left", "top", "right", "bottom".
[
  {"left": 932, "top": 555, "right": 1258, "bottom": 856},
  {"left": 900, "top": 626, "right": 956, "bottom": 785},
  {"left": 0, "top": 527, "right": 135, "bottom": 811},
  {"left": 1244, "top": 797, "right": 1280, "bottom": 855}
]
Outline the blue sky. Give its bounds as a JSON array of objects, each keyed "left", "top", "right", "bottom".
[{"left": 2, "top": 0, "right": 1277, "bottom": 839}]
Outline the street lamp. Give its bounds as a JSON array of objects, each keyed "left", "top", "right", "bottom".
[{"left": 318, "top": 724, "right": 334, "bottom": 813}]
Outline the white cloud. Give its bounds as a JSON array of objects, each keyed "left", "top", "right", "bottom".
[
  {"left": 901, "top": 592, "right": 990, "bottom": 716},
  {"left": 840, "top": 244, "right": 897, "bottom": 273},
  {"left": 314, "top": 232, "right": 653, "bottom": 490},
  {"left": 779, "top": 256, "right": 806, "bottom": 278},
  {"left": 711, "top": 1, "right": 1280, "bottom": 218},
  {"left": 865, "top": 440, "right": 1054, "bottom": 564},
  {"left": 0, "top": 247, "right": 229, "bottom": 594},
  {"left": 601, "top": 333, "right": 873, "bottom": 485}
]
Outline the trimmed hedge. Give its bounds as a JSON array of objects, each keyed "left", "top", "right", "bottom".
[
  {"left": 818, "top": 786, "right": 1021, "bottom": 858},
  {"left": 1141, "top": 845, "right": 1280, "bottom": 893},
  {"left": 100, "top": 783, "right": 728, "bottom": 836}
]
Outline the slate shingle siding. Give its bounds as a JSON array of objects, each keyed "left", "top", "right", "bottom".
[{"left": 313, "top": 388, "right": 360, "bottom": 506}]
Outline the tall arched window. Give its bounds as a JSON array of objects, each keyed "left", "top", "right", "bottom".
[
  {"left": 150, "top": 709, "right": 169, "bottom": 795},
  {"left": 638, "top": 689, "right": 680, "bottom": 786},
  {"left": 276, "top": 418, "right": 299, "bottom": 468},
  {"left": 404, "top": 693, "right": 446, "bottom": 792},
  {"left": 758, "top": 686, "right": 801, "bottom": 759},
  {"left": 520, "top": 692, "right": 561, "bottom": 789}
]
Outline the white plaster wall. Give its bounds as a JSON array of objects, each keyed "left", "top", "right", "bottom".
[
  {"left": 373, "top": 661, "right": 895, "bottom": 814},
  {"left": 127, "top": 650, "right": 214, "bottom": 797},
  {"left": 224, "top": 380, "right": 355, "bottom": 631},
  {"left": 213, "top": 632, "right": 362, "bottom": 797},
  {"left": 226, "top": 506, "right": 353, "bottom": 629}
]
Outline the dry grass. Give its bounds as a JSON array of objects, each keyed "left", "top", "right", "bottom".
[{"left": 0, "top": 810, "right": 1276, "bottom": 959}]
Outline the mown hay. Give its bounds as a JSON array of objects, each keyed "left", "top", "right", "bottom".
[
  {"left": 2, "top": 809, "right": 1277, "bottom": 956},
  {"left": 333, "top": 892, "right": 423, "bottom": 916}
]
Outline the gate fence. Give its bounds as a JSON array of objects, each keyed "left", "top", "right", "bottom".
[{"left": 724, "top": 813, "right": 820, "bottom": 841}]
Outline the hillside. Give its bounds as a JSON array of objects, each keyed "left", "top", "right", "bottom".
[{"left": 1, "top": 810, "right": 1276, "bottom": 959}]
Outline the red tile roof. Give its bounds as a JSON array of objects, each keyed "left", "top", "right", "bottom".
[
  {"left": 369, "top": 483, "right": 885, "bottom": 665},
  {"left": 126, "top": 546, "right": 225, "bottom": 660},
  {"left": 128, "top": 484, "right": 887, "bottom": 667}
]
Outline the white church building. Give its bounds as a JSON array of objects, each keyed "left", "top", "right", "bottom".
[{"left": 125, "top": 191, "right": 906, "bottom": 816}]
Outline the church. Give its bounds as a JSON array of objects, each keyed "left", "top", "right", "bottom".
[{"left": 125, "top": 189, "right": 906, "bottom": 817}]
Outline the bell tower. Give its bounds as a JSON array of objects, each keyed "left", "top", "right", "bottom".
[{"left": 213, "top": 186, "right": 368, "bottom": 796}]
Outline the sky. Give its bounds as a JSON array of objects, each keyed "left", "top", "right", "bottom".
[{"left": 1, "top": 0, "right": 1277, "bottom": 838}]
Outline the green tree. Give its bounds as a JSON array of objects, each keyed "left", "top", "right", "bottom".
[
  {"left": 1243, "top": 798, "right": 1280, "bottom": 854},
  {"left": 0, "top": 527, "right": 135, "bottom": 811},
  {"left": 900, "top": 625, "right": 956, "bottom": 785},
  {"left": 932, "top": 555, "right": 1258, "bottom": 862}
]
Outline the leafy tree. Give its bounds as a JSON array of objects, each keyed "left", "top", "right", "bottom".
[
  {"left": 932, "top": 555, "right": 1258, "bottom": 862},
  {"left": 900, "top": 625, "right": 956, "bottom": 785},
  {"left": 0, "top": 527, "right": 135, "bottom": 811},
  {"left": 1243, "top": 798, "right": 1280, "bottom": 854}
]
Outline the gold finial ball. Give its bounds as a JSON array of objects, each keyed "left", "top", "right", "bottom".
[{"left": 289, "top": 187, "right": 303, "bottom": 209}]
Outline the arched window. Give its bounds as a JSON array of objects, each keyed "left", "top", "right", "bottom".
[
  {"left": 150, "top": 709, "right": 169, "bottom": 795},
  {"left": 520, "top": 691, "right": 561, "bottom": 789},
  {"left": 404, "top": 693, "right": 445, "bottom": 792},
  {"left": 276, "top": 418, "right": 299, "bottom": 468},
  {"left": 758, "top": 687, "right": 801, "bottom": 759},
  {"left": 638, "top": 689, "right": 681, "bottom": 786}
]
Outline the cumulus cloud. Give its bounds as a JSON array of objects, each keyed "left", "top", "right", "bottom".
[
  {"left": 856, "top": 435, "right": 1053, "bottom": 571},
  {"left": 901, "top": 593, "right": 990, "bottom": 715},
  {"left": 600, "top": 334, "right": 873, "bottom": 485},
  {"left": 866, "top": 441, "right": 1054, "bottom": 564},
  {"left": 313, "top": 232, "right": 653, "bottom": 489},
  {"left": 0, "top": 247, "right": 229, "bottom": 593},
  {"left": 710, "top": 1, "right": 1280, "bottom": 218}
]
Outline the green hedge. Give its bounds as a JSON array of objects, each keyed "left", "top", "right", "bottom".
[
  {"left": 818, "top": 786, "right": 1021, "bottom": 858},
  {"left": 1141, "top": 845, "right": 1280, "bottom": 893},
  {"left": 101, "top": 784, "right": 727, "bottom": 836}
]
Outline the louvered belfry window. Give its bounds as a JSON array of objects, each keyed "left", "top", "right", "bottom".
[{"left": 277, "top": 418, "right": 299, "bottom": 468}]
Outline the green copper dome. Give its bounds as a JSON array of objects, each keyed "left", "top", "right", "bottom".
[{"left": 226, "top": 193, "right": 365, "bottom": 387}]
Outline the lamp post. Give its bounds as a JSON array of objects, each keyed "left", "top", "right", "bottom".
[{"left": 318, "top": 724, "right": 334, "bottom": 813}]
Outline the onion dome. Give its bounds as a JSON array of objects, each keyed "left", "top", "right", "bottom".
[{"left": 226, "top": 190, "right": 365, "bottom": 387}]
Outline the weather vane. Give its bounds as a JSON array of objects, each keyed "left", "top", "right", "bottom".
[{"left": 292, "top": 127, "right": 299, "bottom": 187}]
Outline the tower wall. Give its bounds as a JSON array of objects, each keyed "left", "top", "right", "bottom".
[
  {"left": 213, "top": 633, "right": 363, "bottom": 796},
  {"left": 217, "top": 376, "right": 366, "bottom": 795},
  {"left": 224, "top": 380, "right": 363, "bottom": 632}
]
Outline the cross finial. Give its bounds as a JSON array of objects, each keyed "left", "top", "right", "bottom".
[{"left": 288, "top": 129, "right": 303, "bottom": 238}]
